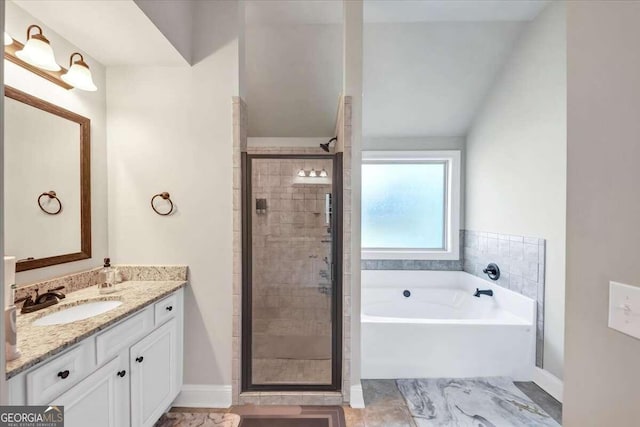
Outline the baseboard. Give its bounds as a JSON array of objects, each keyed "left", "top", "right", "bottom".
[
  {"left": 350, "top": 384, "right": 365, "bottom": 408},
  {"left": 532, "top": 367, "right": 563, "bottom": 403},
  {"left": 173, "top": 384, "right": 232, "bottom": 408}
]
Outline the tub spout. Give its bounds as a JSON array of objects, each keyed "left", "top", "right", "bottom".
[{"left": 474, "top": 288, "right": 494, "bottom": 298}]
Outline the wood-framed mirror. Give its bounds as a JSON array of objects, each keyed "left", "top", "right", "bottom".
[{"left": 4, "top": 86, "right": 91, "bottom": 272}]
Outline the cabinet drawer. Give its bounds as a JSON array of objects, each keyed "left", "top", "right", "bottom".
[
  {"left": 27, "top": 341, "right": 95, "bottom": 404},
  {"left": 96, "top": 308, "right": 154, "bottom": 366},
  {"left": 154, "top": 293, "right": 178, "bottom": 326}
]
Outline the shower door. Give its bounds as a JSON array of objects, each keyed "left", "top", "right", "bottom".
[{"left": 242, "top": 154, "right": 342, "bottom": 391}]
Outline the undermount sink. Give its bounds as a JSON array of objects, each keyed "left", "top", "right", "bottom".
[{"left": 33, "top": 300, "right": 123, "bottom": 326}]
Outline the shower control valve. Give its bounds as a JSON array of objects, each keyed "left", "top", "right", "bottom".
[{"left": 482, "top": 263, "right": 501, "bottom": 281}]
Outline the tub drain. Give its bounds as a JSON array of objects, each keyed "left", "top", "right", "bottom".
[{"left": 403, "top": 290, "right": 411, "bottom": 297}]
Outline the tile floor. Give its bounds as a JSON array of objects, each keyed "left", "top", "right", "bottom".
[
  {"left": 157, "top": 379, "right": 562, "bottom": 427},
  {"left": 397, "top": 378, "right": 559, "bottom": 426},
  {"left": 252, "top": 358, "right": 332, "bottom": 384}
]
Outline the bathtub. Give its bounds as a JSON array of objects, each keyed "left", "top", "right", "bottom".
[{"left": 361, "top": 270, "right": 536, "bottom": 381}]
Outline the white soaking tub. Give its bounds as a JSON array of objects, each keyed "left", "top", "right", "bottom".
[{"left": 361, "top": 270, "right": 536, "bottom": 380}]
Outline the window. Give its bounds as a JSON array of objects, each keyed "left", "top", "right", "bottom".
[{"left": 361, "top": 151, "right": 461, "bottom": 260}]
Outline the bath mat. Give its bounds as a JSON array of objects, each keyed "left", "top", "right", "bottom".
[
  {"left": 253, "top": 335, "right": 331, "bottom": 359},
  {"left": 397, "top": 377, "right": 560, "bottom": 426},
  {"left": 234, "top": 405, "right": 345, "bottom": 427}
]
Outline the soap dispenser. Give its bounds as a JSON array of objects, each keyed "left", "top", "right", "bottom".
[
  {"left": 98, "top": 258, "right": 117, "bottom": 294},
  {"left": 5, "top": 256, "right": 20, "bottom": 361}
]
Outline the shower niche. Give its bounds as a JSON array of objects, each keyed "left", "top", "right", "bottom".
[{"left": 242, "top": 154, "right": 342, "bottom": 392}]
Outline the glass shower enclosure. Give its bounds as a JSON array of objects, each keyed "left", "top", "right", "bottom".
[{"left": 241, "top": 154, "right": 342, "bottom": 391}]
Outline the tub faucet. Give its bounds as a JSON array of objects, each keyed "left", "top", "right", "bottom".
[{"left": 474, "top": 288, "right": 494, "bottom": 298}]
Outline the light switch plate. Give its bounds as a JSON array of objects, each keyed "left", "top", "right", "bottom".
[{"left": 609, "top": 281, "right": 640, "bottom": 339}]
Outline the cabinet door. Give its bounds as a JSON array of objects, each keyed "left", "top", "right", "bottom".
[
  {"left": 130, "top": 318, "right": 178, "bottom": 427},
  {"left": 51, "top": 356, "right": 129, "bottom": 427}
]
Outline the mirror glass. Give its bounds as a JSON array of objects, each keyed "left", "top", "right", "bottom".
[{"left": 4, "top": 87, "right": 90, "bottom": 271}]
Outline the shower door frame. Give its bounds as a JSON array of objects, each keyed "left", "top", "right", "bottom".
[{"left": 241, "top": 153, "right": 343, "bottom": 392}]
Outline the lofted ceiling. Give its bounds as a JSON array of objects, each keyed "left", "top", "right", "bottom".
[
  {"left": 9, "top": 0, "right": 549, "bottom": 138},
  {"left": 362, "top": 1, "right": 549, "bottom": 137},
  {"left": 246, "top": 0, "right": 343, "bottom": 25},
  {"left": 364, "top": 1, "right": 549, "bottom": 23},
  {"left": 245, "top": 0, "right": 549, "bottom": 138},
  {"left": 11, "top": 0, "right": 187, "bottom": 66},
  {"left": 363, "top": 21, "right": 525, "bottom": 137},
  {"left": 244, "top": 0, "right": 343, "bottom": 137}
]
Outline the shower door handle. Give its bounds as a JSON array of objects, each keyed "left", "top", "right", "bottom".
[
  {"left": 325, "top": 193, "right": 332, "bottom": 225},
  {"left": 330, "top": 261, "right": 335, "bottom": 284}
]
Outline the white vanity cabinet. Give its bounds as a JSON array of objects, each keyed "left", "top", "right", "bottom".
[
  {"left": 54, "top": 356, "right": 129, "bottom": 427},
  {"left": 130, "top": 319, "right": 179, "bottom": 427},
  {"left": 7, "top": 288, "right": 184, "bottom": 427}
]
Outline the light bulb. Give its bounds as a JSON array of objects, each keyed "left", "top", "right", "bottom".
[
  {"left": 309, "top": 169, "right": 318, "bottom": 177},
  {"left": 297, "top": 169, "right": 306, "bottom": 177},
  {"left": 319, "top": 169, "right": 328, "bottom": 177}
]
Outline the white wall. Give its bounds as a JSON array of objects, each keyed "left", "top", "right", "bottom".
[
  {"left": 107, "top": 0, "right": 239, "bottom": 389},
  {"left": 5, "top": 1, "right": 108, "bottom": 286},
  {"left": 465, "top": 2, "right": 566, "bottom": 379},
  {"left": 564, "top": 2, "right": 640, "bottom": 425},
  {"left": 344, "top": 0, "right": 363, "bottom": 406},
  {"left": 363, "top": 136, "right": 464, "bottom": 151},
  {"left": 246, "top": 23, "right": 342, "bottom": 137}
]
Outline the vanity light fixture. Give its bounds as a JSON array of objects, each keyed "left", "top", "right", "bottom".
[
  {"left": 297, "top": 169, "right": 307, "bottom": 177},
  {"left": 61, "top": 53, "right": 97, "bottom": 92},
  {"left": 4, "top": 32, "right": 13, "bottom": 46},
  {"left": 15, "top": 25, "right": 60, "bottom": 71},
  {"left": 319, "top": 169, "right": 328, "bottom": 178}
]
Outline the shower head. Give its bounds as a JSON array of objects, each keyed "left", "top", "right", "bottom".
[{"left": 320, "top": 137, "right": 338, "bottom": 152}]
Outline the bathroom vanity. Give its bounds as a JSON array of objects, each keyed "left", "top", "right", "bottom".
[
  {"left": 2, "top": 58, "right": 187, "bottom": 426},
  {"left": 6, "top": 278, "right": 185, "bottom": 427}
]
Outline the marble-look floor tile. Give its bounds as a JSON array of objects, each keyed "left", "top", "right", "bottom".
[
  {"left": 397, "top": 377, "right": 560, "bottom": 427},
  {"left": 514, "top": 381, "right": 562, "bottom": 425},
  {"left": 364, "top": 405, "right": 416, "bottom": 427},
  {"left": 155, "top": 412, "right": 240, "bottom": 427},
  {"left": 362, "top": 379, "right": 407, "bottom": 408}
]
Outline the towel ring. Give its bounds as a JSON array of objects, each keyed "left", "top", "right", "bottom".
[
  {"left": 38, "top": 191, "right": 62, "bottom": 215},
  {"left": 151, "top": 192, "right": 174, "bottom": 216}
]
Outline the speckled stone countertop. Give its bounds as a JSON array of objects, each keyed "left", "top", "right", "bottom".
[{"left": 6, "top": 279, "right": 187, "bottom": 379}]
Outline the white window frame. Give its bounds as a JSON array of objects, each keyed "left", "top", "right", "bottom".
[{"left": 361, "top": 150, "right": 461, "bottom": 260}]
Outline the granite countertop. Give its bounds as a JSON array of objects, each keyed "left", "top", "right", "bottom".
[{"left": 6, "top": 279, "right": 187, "bottom": 379}]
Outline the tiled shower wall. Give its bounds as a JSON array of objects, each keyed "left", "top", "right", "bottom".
[
  {"left": 232, "top": 97, "right": 247, "bottom": 404},
  {"left": 463, "top": 230, "right": 546, "bottom": 367},
  {"left": 250, "top": 158, "right": 334, "bottom": 385}
]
